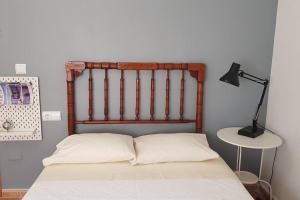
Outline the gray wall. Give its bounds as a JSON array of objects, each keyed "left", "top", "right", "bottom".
[{"left": 0, "top": 0, "right": 277, "bottom": 188}]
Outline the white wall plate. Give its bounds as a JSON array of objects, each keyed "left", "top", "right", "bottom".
[{"left": 42, "top": 111, "right": 61, "bottom": 121}]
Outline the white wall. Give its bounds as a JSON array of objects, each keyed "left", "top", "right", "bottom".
[{"left": 265, "top": 0, "right": 300, "bottom": 199}]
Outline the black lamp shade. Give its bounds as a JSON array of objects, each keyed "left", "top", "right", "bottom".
[{"left": 220, "top": 62, "right": 241, "bottom": 87}]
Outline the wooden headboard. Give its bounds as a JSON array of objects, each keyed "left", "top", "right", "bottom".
[{"left": 66, "top": 62, "right": 205, "bottom": 135}]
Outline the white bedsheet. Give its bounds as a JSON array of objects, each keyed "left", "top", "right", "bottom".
[{"left": 23, "top": 159, "right": 253, "bottom": 200}]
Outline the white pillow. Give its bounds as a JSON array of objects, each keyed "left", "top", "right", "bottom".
[
  {"left": 132, "top": 133, "right": 219, "bottom": 165},
  {"left": 43, "top": 133, "right": 136, "bottom": 166}
]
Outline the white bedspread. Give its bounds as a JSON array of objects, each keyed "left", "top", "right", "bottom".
[
  {"left": 23, "top": 159, "right": 253, "bottom": 200},
  {"left": 24, "top": 179, "right": 252, "bottom": 200}
]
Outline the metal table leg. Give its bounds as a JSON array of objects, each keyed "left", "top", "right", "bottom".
[{"left": 258, "top": 149, "right": 272, "bottom": 200}]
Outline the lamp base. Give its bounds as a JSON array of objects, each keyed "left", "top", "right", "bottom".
[{"left": 238, "top": 126, "right": 264, "bottom": 138}]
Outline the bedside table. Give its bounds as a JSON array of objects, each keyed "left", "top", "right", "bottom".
[{"left": 217, "top": 127, "right": 282, "bottom": 200}]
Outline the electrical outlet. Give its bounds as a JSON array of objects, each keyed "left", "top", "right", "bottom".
[{"left": 42, "top": 111, "right": 61, "bottom": 121}]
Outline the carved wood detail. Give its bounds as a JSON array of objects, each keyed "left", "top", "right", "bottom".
[{"left": 66, "top": 62, "right": 86, "bottom": 81}]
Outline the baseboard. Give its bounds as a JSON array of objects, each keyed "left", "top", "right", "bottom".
[
  {"left": 2, "top": 189, "right": 27, "bottom": 192},
  {"left": 0, "top": 189, "right": 27, "bottom": 200}
]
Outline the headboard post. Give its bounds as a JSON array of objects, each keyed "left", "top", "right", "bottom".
[
  {"left": 188, "top": 64, "right": 205, "bottom": 133},
  {"left": 66, "top": 62, "right": 86, "bottom": 135}
]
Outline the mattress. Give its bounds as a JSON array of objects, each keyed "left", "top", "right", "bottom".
[{"left": 23, "top": 158, "right": 253, "bottom": 200}]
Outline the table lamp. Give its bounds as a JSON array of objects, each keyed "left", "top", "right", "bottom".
[{"left": 220, "top": 62, "right": 269, "bottom": 138}]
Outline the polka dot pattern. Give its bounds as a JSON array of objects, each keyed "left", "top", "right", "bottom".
[{"left": 0, "top": 77, "right": 42, "bottom": 141}]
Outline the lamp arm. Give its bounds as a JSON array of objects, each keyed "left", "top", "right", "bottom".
[
  {"left": 238, "top": 70, "right": 269, "bottom": 131},
  {"left": 241, "top": 71, "right": 266, "bottom": 81},
  {"left": 239, "top": 71, "right": 267, "bottom": 85},
  {"left": 252, "top": 80, "right": 269, "bottom": 131}
]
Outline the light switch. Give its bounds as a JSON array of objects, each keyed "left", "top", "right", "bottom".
[
  {"left": 42, "top": 111, "right": 61, "bottom": 121},
  {"left": 15, "top": 64, "right": 27, "bottom": 74}
]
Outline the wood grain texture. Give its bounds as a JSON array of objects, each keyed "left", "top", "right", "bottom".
[
  {"left": 67, "top": 80, "right": 76, "bottom": 135},
  {"left": 120, "top": 70, "right": 125, "bottom": 120},
  {"left": 196, "top": 80, "right": 204, "bottom": 133},
  {"left": 165, "top": 70, "right": 170, "bottom": 120},
  {"left": 0, "top": 190, "right": 27, "bottom": 200},
  {"left": 180, "top": 70, "right": 185, "bottom": 121},
  {"left": 88, "top": 69, "right": 93, "bottom": 121},
  {"left": 66, "top": 62, "right": 85, "bottom": 81},
  {"left": 75, "top": 120, "right": 195, "bottom": 124},
  {"left": 118, "top": 63, "right": 188, "bottom": 70},
  {"left": 104, "top": 69, "right": 109, "bottom": 120},
  {"left": 188, "top": 63, "right": 205, "bottom": 133},
  {"left": 135, "top": 70, "right": 140, "bottom": 120},
  {"left": 66, "top": 61, "right": 205, "bottom": 135},
  {"left": 150, "top": 70, "right": 155, "bottom": 120}
]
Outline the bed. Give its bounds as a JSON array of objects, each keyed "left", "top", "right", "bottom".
[{"left": 23, "top": 62, "right": 253, "bottom": 200}]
